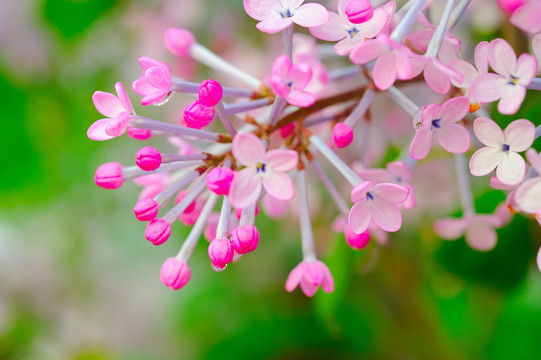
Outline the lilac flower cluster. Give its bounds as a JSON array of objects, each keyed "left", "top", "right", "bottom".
[{"left": 89, "top": 0, "right": 541, "bottom": 296}]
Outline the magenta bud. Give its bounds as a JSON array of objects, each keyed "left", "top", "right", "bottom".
[
  {"left": 206, "top": 167, "right": 234, "bottom": 195},
  {"left": 136, "top": 146, "right": 162, "bottom": 171},
  {"left": 183, "top": 101, "right": 215, "bottom": 129},
  {"left": 332, "top": 123, "right": 353, "bottom": 148},
  {"left": 94, "top": 162, "right": 124, "bottom": 189},
  {"left": 280, "top": 123, "right": 295, "bottom": 138},
  {"left": 235, "top": 205, "right": 260, "bottom": 219},
  {"left": 160, "top": 257, "right": 191, "bottom": 290},
  {"left": 127, "top": 127, "right": 152, "bottom": 140},
  {"left": 345, "top": 226, "right": 370, "bottom": 250},
  {"left": 145, "top": 218, "right": 171, "bottom": 245},
  {"left": 198, "top": 79, "right": 223, "bottom": 107},
  {"left": 164, "top": 28, "right": 195, "bottom": 57},
  {"left": 497, "top": 0, "right": 526, "bottom": 14},
  {"left": 345, "top": 0, "right": 374, "bottom": 24},
  {"left": 231, "top": 225, "right": 260, "bottom": 254},
  {"left": 134, "top": 198, "right": 159, "bottom": 221},
  {"left": 208, "top": 237, "right": 234, "bottom": 269}
]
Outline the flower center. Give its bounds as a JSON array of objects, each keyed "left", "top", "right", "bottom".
[
  {"left": 502, "top": 144, "right": 510, "bottom": 152},
  {"left": 431, "top": 118, "right": 441, "bottom": 129},
  {"left": 280, "top": 9, "right": 293, "bottom": 18},
  {"left": 507, "top": 74, "right": 519, "bottom": 86},
  {"left": 366, "top": 192, "right": 374, "bottom": 201},
  {"left": 256, "top": 162, "right": 267, "bottom": 173},
  {"left": 347, "top": 27, "right": 360, "bottom": 39}
]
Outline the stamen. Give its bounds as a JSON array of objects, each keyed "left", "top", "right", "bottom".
[
  {"left": 431, "top": 119, "right": 441, "bottom": 129},
  {"left": 501, "top": 144, "right": 510, "bottom": 152}
]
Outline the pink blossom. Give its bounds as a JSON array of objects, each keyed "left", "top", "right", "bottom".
[
  {"left": 229, "top": 133, "right": 298, "bottom": 209},
  {"left": 469, "top": 39, "right": 537, "bottom": 115},
  {"left": 88, "top": 82, "right": 133, "bottom": 141},
  {"left": 510, "top": 0, "right": 541, "bottom": 33},
  {"left": 132, "top": 56, "right": 172, "bottom": 106},
  {"left": 160, "top": 257, "right": 191, "bottom": 290},
  {"left": 409, "top": 97, "right": 471, "bottom": 160},
  {"left": 285, "top": 260, "right": 334, "bottom": 297},
  {"left": 450, "top": 41, "right": 489, "bottom": 107},
  {"left": 469, "top": 117, "right": 535, "bottom": 185},
  {"left": 309, "top": 0, "right": 393, "bottom": 56},
  {"left": 269, "top": 54, "right": 315, "bottom": 107},
  {"left": 348, "top": 181, "right": 409, "bottom": 234},
  {"left": 434, "top": 204, "right": 512, "bottom": 251},
  {"left": 349, "top": 34, "right": 418, "bottom": 90},
  {"left": 293, "top": 34, "right": 329, "bottom": 96},
  {"left": 513, "top": 149, "right": 541, "bottom": 217},
  {"left": 243, "top": 0, "right": 329, "bottom": 34},
  {"left": 407, "top": 14, "right": 462, "bottom": 56},
  {"left": 94, "top": 162, "right": 124, "bottom": 189}
]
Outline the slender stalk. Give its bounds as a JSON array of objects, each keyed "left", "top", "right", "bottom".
[
  {"left": 344, "top": 88, "right": 376, "bottom": 128},
  {"left": 154, "top": 171, "right": 200, "bottom": 206},
  {"left": 310, "top": 159, "right": 350, "bottom": 216},
  {"left": 298, "top": 170, "right": 317, "bottom": 261},
  {"left": 425, "top": 0, "right": 456, "bottom": 58},
  {"left": 122, "top": 161, "right": 204, "bottom": 179},
  {"left": 216, "top": 196, "right": 231, "bottom": 238},
  {"left": 386, "top": 86, "right": 419, "bottom": 116},
  {"left": 163, "top": 176, "right": 208, "bottom": 223},
  {"left": 391, "top": 0, "right": 428, "bottom": 42},
  {"left": 215, "top": 102, "right": 237, "bottom": 136},
  {"left": 283, "top": 25, "right": 294, "bottom": 59},
  {"left": 130, "top": 116, "right": 222, "bottom": 141},
  {"left": 454, "top": 153, "right": 475, "bottom": 217}
]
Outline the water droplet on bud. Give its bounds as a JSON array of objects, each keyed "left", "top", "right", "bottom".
[
  {"left": 211, "top": 263, "right": 227, "bottom": 272},
  {"left": 152, "top": 92, "right": 173, "bottom": 106}
]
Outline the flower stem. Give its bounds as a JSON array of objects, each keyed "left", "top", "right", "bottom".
[{"left": 298, "top": 170, "right": 317, "bottom": 261}]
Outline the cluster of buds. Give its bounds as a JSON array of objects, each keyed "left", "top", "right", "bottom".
[{"left": 89, "top": 0, "right": 541, "bottom": 296}]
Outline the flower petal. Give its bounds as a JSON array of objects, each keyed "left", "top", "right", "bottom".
[
  {"left": 87, "top": 119, "right": 114, "bottom": 141},
  {"left": 465, "top": 220, "right": 497, "bottom": 251},
  {"left": 256, "top": 18, "right": 292, "bottom": 33},
  {"left": 440, "top": 96, "right": 470, "bottom": 124},
  {"left": 434, "top": 217, "right": 470, "bottom": 239},
  {"left": 370, "top": 198, "right": 402, "bottom": 232},
  {"left": 285, "top": 263, "right": 304, "bottom": 292},
  {"left": 349, "top": 38, "right": 385, "bottom": 64},
  {"left": 469, "top": 147, "right": 503, "bottom": 177},
  {"left": 474, "top": 41, "right": 489, "bottom": 74},
  {"left": 232, "top": 133, "right": 266, "bottom": 167},
  {"left": 292, "top": 3, "right": 329, "bottom": 28},
  {"left": 424, "top": 60, "right": 451, "bottom": 94},
  {"left": 504, "top": 119, "right": 535, "bottom": 152},
  {"left": 309, "top": 12, "right": 346, "bottom": 42},
  {"left": 496, "top": 151, "right": 526, "bottom": 185},
  {"left": 436, "top": 123, "right": 470, "bottom": 153},
  {"left": 348, "top": 201, "right": 371, "bottom": 234},
  {"left": 264, "top": 149, "right": 298, "bottom": 172},
  {"left": 515, "top": 54, "right": 537, "bottom": 85},
  {"left": 262, "top": 171, "right": 294, "bottom": 200},
  {"left": 409, "top": 129, "right": 433, "bottom": 160},
  {"left": 468, "top": 73, "right": 508, "bottom": 104},
  {"left": 514, "top": 178, "right": 541, "bottom": 213},
  {"left": 115, "top": 82, "right": 132, "bottom": 113},
  {"left": 287, "top": 89, "right": 315, "bottom": 107},
  {"left": 229, "top": 168, "right": 262, "bottom": 209},
  {"left": 373, "top": 183, "right": 409, "bottom": 204},
  {"left": 289, "top": 63, "right": 312, "bottom": 90},
  {"left": 92, "top": 91, "right": 123, "bottom": 118},
  {"left": 497, "top": 85, "right": 525, "bottom": 115},
  {"left": 473, "top": 117, "right": 504, "bottom": 147},
  {"left": 488, "top": 38, "right": 516, "bottom": 77},
  {"left": 372, "top": 52, "right": 397, "bottom": 90},
  {"left": 243, "top": 0, "right": 282, "bottom": 20}
]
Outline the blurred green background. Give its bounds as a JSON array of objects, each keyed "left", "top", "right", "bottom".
[{"left": 1, "top": 0, "right": 541, "bottom": 359}]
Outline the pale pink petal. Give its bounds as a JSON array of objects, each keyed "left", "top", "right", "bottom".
[
  {"left": 470, "top": 147, "right": 503, "bottom": 176},
  {"left": 132, "top": 77, "right": 157, "bottom": 97},
  {"left": 262, "top": 170, "right": 294, "bottom": 200},
  {"left": 370, "top": 198, "right": 402, "bottom": 232},
  {"left": 488, "top": 38, "right": 516, "bottom": 77},
  {"left": 387, "top": 161, "right": 412, "bottom": 181},
  {"left": 232, "top": 133, "right": 265, "bottom": 167},
  {"left": 374, "top": 183, "right": 409, "bottom": 203},
  {"left": 299, "top": 278, "right": 319, "bottom": 297},
  {"left": 350, "top": 181, "right": 373, "bottom": 203},
  {"left": 373, "top": 52, "right": 397, "bottom": 90},
  {"left": 285, "top": 263, "right": 304, "bottom": 292},
  {"left": 424, "top": 60, "right": 451, "bottom": 94},
  {"left": 115, "top": 82, "right": 132, "bottom": 113},
  {"left": 510, "top": 0, "right": 541, "bottom": 33},
  {"left": 320, "top": 263, "right": 335, "bottom": 293},
  {"left": 287, "top": 89, "right": 315, "bottom": 107},
  {"left": 349, "top": 39, "right": 385, "bottom": 64},
  {"left": 348, "top": 202, "right": 371, "bottom": 234},
  {"left": 337, "top": 0, "right": 349, "bottom": 18},
  {"left": 92, "top": 91, "right": 123, "bottom": 118},
  {"left": 229, "top": 168, "right": 263, "bottom": 209},
  {"left": 465, "top": 220, "right": 497, "bottom": 251},
  {"left": 490, "top": 176, "right": 516, "bottom": 190},
  {"left": 440, "top": 96, "right": 470, "bottom": 124},
  {"left": 356, "top": 169, "right": 391, "bottom": 183},
  {"left": 469, "top": 73, "right": 508, "bottom": 103},
  {"left": 105, "top": 112, "right": 130, "bottom": 137},
  {"left": 515, "top": 54, "right": 537, "bottom": 85},
  {"left": 271, "top": 54, "right": 292, "bottom": 80},
  {"left": 141, "top": 90, "right": 170, "bottom": 106},
  {"left": 303, "top": 261, "right": 324, "bottom": 284},
  {"left": 144, "top": 67, "right": 171, "bottom": 90},
  {"left": 289, "top": 63, "right": 312, "bottom": 89},
  {"left": 526, "top": 149, "right": 541, "bottom": 173},
  {"left": 139, "top": 56, "right": 166, "bottom": 72},
  {"left": 257, "top": 18, "right": 293, "bottom": 33},
  {"left": 293, "top": 3, "right": 329, "bottom": 28},
  {"left": 436, "top": 123, "right": 470, "bottom": 153},
  {"left": 450, "top": 59, "right": 479, "bottom": 88},
  {"left": 269, "top": 74, "right": 291, "bottom": 98},
  {"left": 533, "top": 34, "right": 541, "bottom": 63},
  {"left": 334, "top": 37, "right": 364, "bottom": 56},
  {"left": 356, "top": 7, "right": 390, "bottom": 38},
  {"left": 474, "top": 41, "right": 489, "bottom": 74},
  {"left": 498, "top": 86, "right": 525, "bottom": 115},
  {"left": 243, "top": 0, "right": 282, "bottom": 20},
  {"left": 264, "top": 149, "right": 298, "bottom": 172},
  {"left": 537, "top": 247, "right": 541, "bottom": 272},
  {"left": 394, "top": 49, "right": 414, "bottom": 80},
  {"left": 504, "top": 119, "right": 535, "bottom": 152},
  {"left": 309, "top": 12, "right": 346, "bottom": 42},
  {"left": 87, "top": 119, "right": 114, "bottom": 141},
  {"left": 434, "top": 217, "right": 470, "bottom": 239},
  {"left": 407, "top": 28, "right": 432, "bottom": 52},
  {"left": 514, "top": 178, "right": 541, "bottom": 213},
  {"left": 473, "top": 117, "right": 504, "bottom": 147},
  {"left": 409, "top": 129, "right": 433, "bottom": 160},
  {"left": 496, "top": 151, "right": 526, "bottom": 185}
]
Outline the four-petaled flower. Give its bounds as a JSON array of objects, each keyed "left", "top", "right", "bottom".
[
  {"left": 348, "top": 181, "right": 410, "bottom": 235},
  {"left": 514, "top": 149, "right": 541, "bottom": 220},
  {"left": 469, "top": 117, "right": 535, "bottom": 185},
  {"left": 469, "top": 38, "right": 537, "bottom": 114},
  {"left": 409, "top": 96, "right": 471, "bottom": 160},
  {"left": 285, "top": 260, "right": 334, "bottom": 297},
  {"left": 87, "top": 82, "right": 133, "bottom": 141},
  {"left": 132, "top": 56, "right": 172, "bottom": 106},
  {"left": 229, "top": 133, "right": 298, "bottom": 209},
  {"left": 269, "top": 54, "right": 316, "bottom": 107},
  {"left": 243, "top": 0, "right": 329, "bottom": 34}
]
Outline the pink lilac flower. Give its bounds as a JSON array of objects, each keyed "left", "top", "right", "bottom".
[
  {"left": 434, "top": 204, "right": 511, "bottom": 251},
  {"left": 469, "top": 117, "right": 535, "bottom": 185},
  {"left": 407, "top": 13, "right": 462, "bottom": 57},
  {"left": 348, "top": 181, "right": 410, "bottom": 234},
  {"left": 269, "top": 54, "right": 315, "bottom": 107},
  {"left": 469, "top": 38, "right": 537, "bottom": 115},
  {"left": 292, "top": 34, "right": 329, "bottom": 96},
  {"left": 229, "top": 133, "right": 298, "bottom": 209},
  {"left": 510, "top": 0, "right": 541, "bottom": 33},
  {"left": 132, "top": 56, "right": 172, "bottom": 106},
  {"left": 88, "top": 82, "right": 133, "bottom": 141},
  {"left": 285, "top": 260, "right": 334, "bottom": 297},
  {"left": 514, "top": 149, "right": 541, "bottom": 218},
  {"left": 450, "top": 41, "right": 489, "bottom": 107},
  {"left": 309, "top": 0, "right": 393, "bottom": 56},
  {"left": 243, "top": 0, "right": 329, "bottom": 34},
  {"left": 409, "top": 96, "right": 471, "bottom": 160},
  {"left": 349, "top": 34, "right": 418, "bottom": 90}
]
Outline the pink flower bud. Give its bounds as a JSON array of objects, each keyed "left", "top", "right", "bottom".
[
  {"left": 134, "top": 198, "right": 159, "bottom": 221},
  {"left": 183, "top": 101, "right": 215, "bottom": 129},
  {"left": 345, "top": 226, "right": 370, "bottom": 250},
  {"left": 234, "top": 205, "right": 260, "bottom": 219},
  {"left": 208, "top": 238, "right": 234, "bottom": 270},
  {"left": 160, "top": 257, "right": 191, "bottom": 290},
  {"left": 231, "top": 225, "right": 260, "bottom": 254},
  {"left": 206, "top": 167, "right": 234, "bottom": 195},
  {"left": 280, "top": 123, "right": 295, "bottom": 138},
  {"left": 135, "top": 146, "right": 162, "bottom": 171},
  {"left": 127, "top": 127, "right": 152, "bottom": 140},
  {"left": 94, "top": 162, "right": 124, "bottom": 189},
  {"left": 145, "top": 218, "right": 171, "bottom": 245},
  {"left": 175, "top": 190, "right": 196, "bottom": 214},
  {"left": 198, "top": 79, "right": 223, "bottom": 107},
  {"left": 164, "top": 28, "right": 195, "bottom": 57},
  {"left": 345, "top": 0, "right": 374, "bottom": 24},
  {"left": 497, "top": 0, "right": 526, "bottom": 14},
  {"left": 332, "top": 123, "right": 353, "bottom": 148}
]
